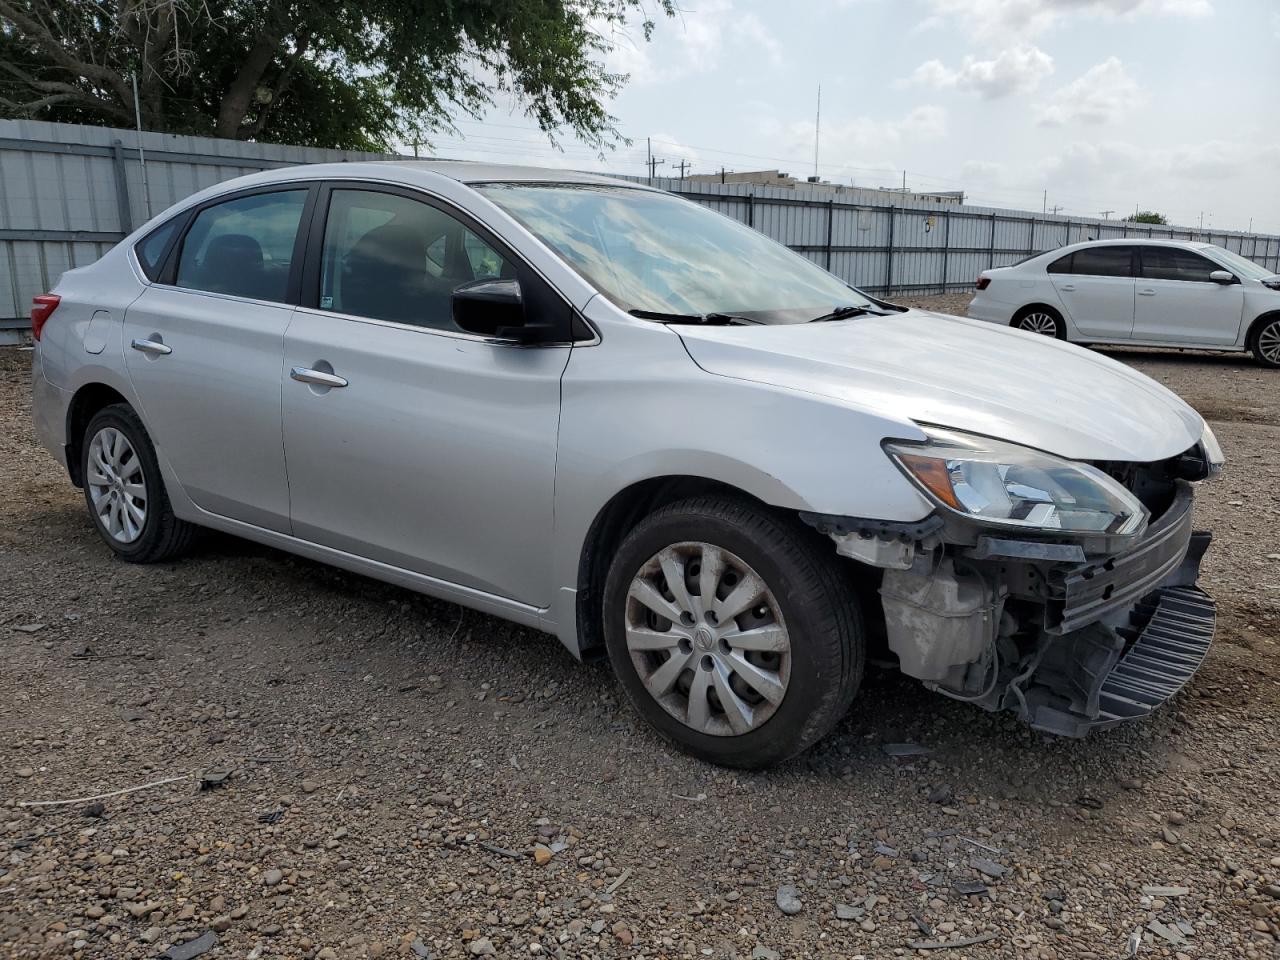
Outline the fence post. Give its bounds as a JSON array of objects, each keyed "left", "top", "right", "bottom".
[
  {"left": 1027, "top": 216, "right": 1036, "bottom": 257},
  {"left": 110, "top": 139, "right": 133, "bottom": 234},
  {"left": 988, "top": 213, "right": 996, "bottom": 268},
  {"left": 825, "top": 198, "right": 834, "bottom": 270},
  {"left": 885, "top": 206, "right": 895, "bottom": 294},
  {"left": 1063, "top": 220, "right": 1071, "bottom": 246},
  {"left": 746, "top": 193, "right": 754, "bottom": 228},
  {"left": 940, "top": 209, "right": 951, "bottom": 294}
]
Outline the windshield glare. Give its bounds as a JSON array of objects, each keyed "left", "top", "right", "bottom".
[
  {"left": 475, "top": 183, "right": 872, "bottom": 323},
  {"left": 1205, "top": 245, "right": 1276, "bottom": 280}
]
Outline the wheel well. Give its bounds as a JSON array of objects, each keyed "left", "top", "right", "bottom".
[
  {"left": 1011, "top": 302, "right": 1063, "bottom": 324},
  {"left": 65, "top": 384, "right": 129, "bottom": 486},
  {"left": 1247, "top": 310, "right": 1280, "bottom": 347},
  {"left": 574, "top": 477, "right": 764, "bottom": 658}
]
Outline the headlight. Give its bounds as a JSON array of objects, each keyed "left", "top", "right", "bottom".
[
  {"left": 1199, "top": 422, "right": 1224, "bottom": 477},
  {"left": 885, "top": 427, "right": 1147, "bottom": 537}
]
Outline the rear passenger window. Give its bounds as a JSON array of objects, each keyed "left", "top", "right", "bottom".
[
  {"left": 1140, "top": 247, "right": 1218, "bottom": 282},
  {"left": 175, "top": 190, "right": 307, "bottom": 302},
  {"left": 1047, "top": 253, "right": 1073, "bottom": 274},
  {"left": 1067, "top": 247, "right": 1133, "bottom": 278},
  {"left": 317, "top": 189, "right": 513, "bottom": 329},
  {"left": 135, "top": 218, "right": 180, "bottom": 281}
]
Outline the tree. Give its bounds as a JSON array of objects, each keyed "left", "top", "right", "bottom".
[
  {"left": 1126, "top": 211, "right": 1168, "bottom": 225},
  {"left": 0, "top": 0, "right": 674, "bottom": 151}
]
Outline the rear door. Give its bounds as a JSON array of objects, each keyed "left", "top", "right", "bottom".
[
  {"left": 280, "top": 183, "right": 572, "bottom": 606},
  {"left": 1048, "top": 246, "right": 1137, "bottom": 339},
  {"left": 122, "top": 185, "right": 315, "bottom": 532},
  {"left": 1134, "top": 246, "right": 1244, "bottom": 345}
]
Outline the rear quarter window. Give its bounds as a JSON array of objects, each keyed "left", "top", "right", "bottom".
[{"left": 135, "top": 219, "right": 181, "bottom": 281}]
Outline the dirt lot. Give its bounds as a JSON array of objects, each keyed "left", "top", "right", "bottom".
[{"left": 2, "top": 294, "right": 1279, "bottom": 960}]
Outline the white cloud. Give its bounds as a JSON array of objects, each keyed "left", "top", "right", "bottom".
[
  {"left": 600, "top": 0, "right": 782, "bottom": 84},
  {"left": 919, "top": 0, "right": 1212, "bottom": 37},
  {"left": 1038, "top": 57, "right": 1142, "bottom": 126},
  {"left": 908, "top": 45, "right": 1054, "bottom": 98}
]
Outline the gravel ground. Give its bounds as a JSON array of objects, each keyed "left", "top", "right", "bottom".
[{"left": 3, "top": 298, "right": 1279, "bottom": 960}]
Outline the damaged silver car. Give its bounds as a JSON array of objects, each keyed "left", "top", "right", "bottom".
[{"left": 30, "top": 163, "right": 1223, "bottom": 767}]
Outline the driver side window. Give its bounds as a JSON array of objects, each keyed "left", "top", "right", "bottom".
[{"left": 318, "top": 189, "right": 511, "bottom": 329}]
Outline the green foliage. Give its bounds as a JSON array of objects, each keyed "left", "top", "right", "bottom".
[
  {"left": 1126, "top": 211, "right": 1169, "bottom": 225},
  {"left": 0, "top": 0, "right": 674, "bottom": 150}
]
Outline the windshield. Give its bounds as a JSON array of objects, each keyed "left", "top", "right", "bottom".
[
  {"left": 475, "top": 183, "right": 874, "bottom": 323},
  {"left": 1204, "top": 245, "right": 1277, "bottom": 280}
]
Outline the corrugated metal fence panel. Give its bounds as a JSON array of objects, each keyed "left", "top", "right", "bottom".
[{"left": 3, "top": 119, "right": 1279, "bottom": 324}]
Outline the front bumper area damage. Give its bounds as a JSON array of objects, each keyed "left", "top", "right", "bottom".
[{"left": 802, "top": 479, "right": 1216, "bottom": 737}]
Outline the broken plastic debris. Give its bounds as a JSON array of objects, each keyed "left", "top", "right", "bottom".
[
  {"left": 1141, "top": 885, "right": 1189, "bottom": 897},
  {"left": 1147, "top": 920, "right": 1186, "bottom": 946}
]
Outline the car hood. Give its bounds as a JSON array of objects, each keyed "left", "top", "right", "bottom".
[{"left": 676, "top": 309, "right": 1204, "bottom": 463}]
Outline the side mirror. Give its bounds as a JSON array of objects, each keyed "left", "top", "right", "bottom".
[
  {"left": 1209, "top": 270, "right": 1236, "bottom": 284},
  {"left": 452, "top": 278, "right": 525, "bottom": 339}
]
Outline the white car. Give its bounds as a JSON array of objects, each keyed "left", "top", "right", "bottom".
[{"left": 968, "top": 238, "right": 1280, "bottom": 367}]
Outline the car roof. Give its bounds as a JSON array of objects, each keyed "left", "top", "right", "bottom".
[
  {"left": 245, "top": 159, "right": 644, "bottom": 189},
  {"left": 1064, "top": 237, "right": 1213, "bottom": 250}
]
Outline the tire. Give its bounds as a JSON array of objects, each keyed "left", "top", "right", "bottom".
[
  {"left": 1249, "top": 315, "right": 1280, "bottom": 368},
  {"left": 81, "top": 403, "right": 196, "bottom": 563},
  {"left": 602, "top": 495, "right": 864, "bottom": 769},
  {"left": 1011, "top": 305, "right": 1065, "bottom": 339}
]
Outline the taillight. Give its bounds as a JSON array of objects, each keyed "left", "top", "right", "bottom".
[
  {"left": 975, "top": 277, "right": 991, "bottom": 291},
  {"left": 31, "top": 294, "right": 60, "bottom": 341}
]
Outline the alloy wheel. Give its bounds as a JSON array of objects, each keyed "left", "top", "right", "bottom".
[
  {"left": 86, "top": 426, "right": 147, "bottom": 543},
  {"left": 624, "top": 541, "right": 791, "bottom": 737},
  {"left": 1018, "top": 312, "right": 1059, "bottom": 336},
  {"left": 1259, "top": 319, "right": 1280, "bottom": 365}
]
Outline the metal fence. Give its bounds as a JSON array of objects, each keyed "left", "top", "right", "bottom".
[{"left": 3, "top": 118, "right": 1279, "bottom": 335}]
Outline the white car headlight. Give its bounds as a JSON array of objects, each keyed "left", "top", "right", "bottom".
[
  {"left": 885, "top": 427, "right": 1148, "bottom": 537},
  {"left": 1199, "top": 422, "right": 1224, "bottom": 477}
]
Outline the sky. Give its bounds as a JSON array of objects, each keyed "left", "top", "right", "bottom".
[{"left": 429, "top": 0, "right": 1280, "bottom": 234}]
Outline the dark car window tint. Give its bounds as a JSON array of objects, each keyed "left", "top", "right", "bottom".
[
  {"left": 175, "top": 191, "right": 307, "bottom": 302},
  {"left": 1067, "top": 246, "right": 1133, "bottom": 278},
  {"left": 1140, "top": 247, "right": 1218, "bottom": 282},
  {"left": 135, "top": 219, "right": 180, "bottom": 281},
  {"left": 319, "top": 189, "right": 511, "bottom": 329},
  {"left": 1047, "top": 252, "right": 1073, "bottom": 274}
]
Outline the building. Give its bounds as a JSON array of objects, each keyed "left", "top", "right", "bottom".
[{"left": 683, "top": 169, "right": 965, "bottom": 205}]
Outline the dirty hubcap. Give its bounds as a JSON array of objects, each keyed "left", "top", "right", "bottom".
[
  {"left": 1259, "top": 320, "right": 1280, "bottom": 365},
  {"left": 624, "top": 542, "right": 790, "bottom": 737},
  {"left": 87, "top": 427, "right": 147, "bottom": 544}
]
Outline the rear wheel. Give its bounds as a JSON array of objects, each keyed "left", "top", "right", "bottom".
[
  {"left": 1012, "top": 306, "right": 1064, "bottom": 339},
  {"left": 81, "top": 404, "right": 195, "bottom": 563},
  {"left": 602, "top": 496, "right": 863, "bottom": 768},
  {"left": 1250, "top": 315, "right": 1280, "bottom": 368}
]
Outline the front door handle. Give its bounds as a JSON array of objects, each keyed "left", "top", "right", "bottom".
[
  {"left": 1138, "top": 289, "right": 1156, "bottom": 296},
  {"left": 1058, "top": 284, "right": 1076, "bottom": 292},
  {"left": 131, "top": 338, "right": 172, "bottom": 356},
  {"left": 290, "top": 366, "right": 348, "bottom": 388}
]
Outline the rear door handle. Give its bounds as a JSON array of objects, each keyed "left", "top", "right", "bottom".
[
  {"left": 1058, "top": 284, "right": 1076, "bottom": 292},
  {"left": 290, "top": 366, "right": 348, "bottom": 388},
  {"left": 130, "top": 338, "right": 172, "bottom": 356},
  {"left": 1138, "top": 289, "right": 1156, "bottom": 296}
]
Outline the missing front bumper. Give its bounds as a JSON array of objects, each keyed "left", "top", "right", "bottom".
[{"left": 1013, "top": 585, "right": 1216, "bottom": 737}]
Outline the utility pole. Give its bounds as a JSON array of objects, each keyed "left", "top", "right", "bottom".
[
  {"left": 719, "top": 166, "right": 727, "bottom": 184},
  {"left": 813, "top": 84, "right": 821, "bottom": 180},
  {"left": 645, "top": 138, "right": 665, "bottom": 183},
  {"left": 674, "top": 159, "right": 690, "bottom": 178},
  {"left": 1100, "top": 210, "right": 1115, "bottom": 220},
  {"left": 1043, "top": 190, "right": 1047, "bottom": 215},
  {"left": 131, "top": 72, "right": 152, "bottom": 218},
  {"left": 1049, "top": 204, "right": 1063, "bottom": 216},
  {"left": 902, "top": 170, "right": 907, "bottom": 192}
]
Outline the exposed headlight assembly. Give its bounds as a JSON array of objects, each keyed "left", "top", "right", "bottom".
[
  {"left": 1199, "top": 422, "right": 1225, "bottom": 477},
  {"left": 886, "top": 427, "right": 1148, "bottom": 537}
]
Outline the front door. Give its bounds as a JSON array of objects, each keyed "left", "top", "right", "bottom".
[
  {"left": 122, "top": 186, "right": 313, "bottom": 532},
  {"left": 281, "top": 185, "right": 571, "bottom": 606},
  {"left": 1133, "top": 246, "right": 1245, "bottom": 345},
  {"left": 1048, "top": 245, "right": 1137, "bottom": 340}
]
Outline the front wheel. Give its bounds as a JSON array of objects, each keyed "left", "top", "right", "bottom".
[
  {"left": 602, "top": 496, "right": 863, "bottom": 769},
  {"left": 1250, "top": 316, "right": 1280, "bottom": 368}
]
